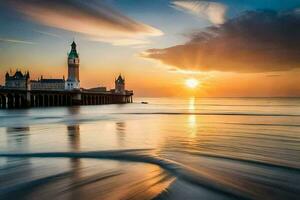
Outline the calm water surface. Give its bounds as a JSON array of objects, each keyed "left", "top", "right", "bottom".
[{"left": 0, "top": 97, "right": 299, "bottom": 200}]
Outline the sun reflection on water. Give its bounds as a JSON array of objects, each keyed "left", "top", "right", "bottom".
[
  {"left": 188, "top": 98, "right": 197, "bottom": 139},
  {"left": 188, "top": 97, "right": 195, "bottom": 112}
]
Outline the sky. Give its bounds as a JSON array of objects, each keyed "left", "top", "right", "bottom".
[{"left": 0, "top": 0, "right": 300, "bottom": 97}]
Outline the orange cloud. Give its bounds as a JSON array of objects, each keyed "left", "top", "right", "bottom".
[{"left": 143, "top": 10, "right": 300, "bottom": 73}]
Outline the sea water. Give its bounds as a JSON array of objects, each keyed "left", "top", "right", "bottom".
[{"left": 0, "top": 97, "right": 299, "bottom": 200}]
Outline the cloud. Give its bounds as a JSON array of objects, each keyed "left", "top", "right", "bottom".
[
  {"left": 89, "top": 37, "right": 150, "bottom": 46},
  {"left": 171, "top": 0, "right": 227, "bottom": 24},
  {"left": 266, "top": 74, "right": 281, "bottom": 77},
  {"left": 33, "top": 30, "right": 62, "bottom": 39},
  {"left": 168, "top": 68, "right": 204, "bottom": 74},
  {"left": 0, "top": 38, "right": 35, "bottom": 45},
  {"left": 7, "top": 0, "right": 163, "bottom": 46},
  {"left": 143, "top": 10, "right": 300, "bottom": 73}
]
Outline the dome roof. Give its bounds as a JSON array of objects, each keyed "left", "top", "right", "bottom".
[
  {"left": 68, "top": 41, "right": 79, "bottom": 59},
  {"left": 68, "top": 50, "right": 79, "bottom": 59}
]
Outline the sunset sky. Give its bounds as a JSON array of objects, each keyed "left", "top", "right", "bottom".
[{"left": 0, "top": 0, "right": 300, "bottom": 97}]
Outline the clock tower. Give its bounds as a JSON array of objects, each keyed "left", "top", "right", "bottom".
[{"left": 66, "top": 41, "right": 80, "bottom": 90}]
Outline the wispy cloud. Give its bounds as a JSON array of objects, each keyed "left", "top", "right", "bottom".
[
  {"left": 33, "top": 30, "right": 62, "bottom": 39},
  {"left": 7, "top": 0, "right": 163, "bottom": 46},
  {"left": 171, "top": 0, "right": 227, "bottom": 24},
  {"left": 266, "top": 74, "right": 282, "bottom": 77},
  {"left": 89, "top": 37, "right": 150, "bottom": 46},
  {"left": 0, "top": 38, "right": 35, "bottom": 45},
  {"left": 168, "top": 68, "right": 205, "bottom": 74}
]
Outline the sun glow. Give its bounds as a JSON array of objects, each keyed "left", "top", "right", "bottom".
[{"left": 185, "top": 78, "right": 199, "bottom": 89}]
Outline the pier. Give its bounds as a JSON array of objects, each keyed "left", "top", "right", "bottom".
[
  {"left": 0, "top": 88, "right": 133, "bottom": 109},
  {"left": 0, "top": 41, "right": 133, "bottom": 109}
]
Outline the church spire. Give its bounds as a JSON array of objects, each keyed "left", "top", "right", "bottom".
[
  {"left": 69, "top": 41, "right": 79, "bottom": 59},
  {"left": 71, "top": 41, "right": 76, "bottom": 50}
]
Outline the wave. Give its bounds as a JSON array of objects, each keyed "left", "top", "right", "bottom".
[
  {"left": 179, "top": 150, "right": 300, "bottom": 172},
  {"left": 0, "top": 149, "right": 253, "bottom": 200},
  {"left": 194, "top": 104, "right": 300, "bottom": 107},
  {"left": 118, "top": 112, "right": 300, "bottom": 117},
  {"left": 149, "top": 103, "right": 300, "bottom": 107},
  {"left": 223, "top": 122, "right": 300, "bottom": 127},
  {"left": 0, "top": 171, "right": 73, "bottom": 197},
  {"left": 0, "top": 169, "right": 124, "bottom": 199}
]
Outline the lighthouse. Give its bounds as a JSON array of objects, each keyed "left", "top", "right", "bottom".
[{"left": 65, "top": 41, "right": 80, "bottom": 90}]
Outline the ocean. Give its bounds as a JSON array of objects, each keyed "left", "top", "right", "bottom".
[{"left": 0, "top": 97, "right": 299, "bottom": 200}]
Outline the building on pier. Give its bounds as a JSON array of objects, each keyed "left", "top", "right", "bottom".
[
  {"left": 83, "top": 86, "right": 107, "bottom": 92},
  {"left": 5, "top": 70, "right": 30, "bottom": 90},
  {"left": 0, "top": 41, "right": 133, "bottom": 109},
  {"left": 66, "top": 41, "right": 80, "bottom": 90},
  {"left": 31, "top": 76, "right": 65, "bottom": 91},
  {"left": 113, "top": 74, "right": 125, "bottom": 94},
  {"left": 4, "top": 41, "right": 80, "bottom": 92}
]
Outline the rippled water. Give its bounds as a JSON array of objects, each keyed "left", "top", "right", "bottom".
[{"left": 0, "top": 97, "right": 299, "bottom": 200}]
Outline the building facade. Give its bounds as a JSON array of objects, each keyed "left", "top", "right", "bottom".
[
  {"left": 5, "top": 70, "right": 30, "bottom": 90},
  {"left": 65, "top": 41, "right": 80, "bottom": 90},
  {"left": 31, "top": 76, "right": 65, "bottom": 91}
]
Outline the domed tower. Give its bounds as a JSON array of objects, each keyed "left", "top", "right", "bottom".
[
  {"left": 115, "top": 74, "right": 125, "bottom": 94},
  {"left": 65, "top": 41, "right": 80, "bottom": 90}
]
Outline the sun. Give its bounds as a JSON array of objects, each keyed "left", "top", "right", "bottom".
[{"left": 185, "top": 78, "right": 199, "bottom": 89}]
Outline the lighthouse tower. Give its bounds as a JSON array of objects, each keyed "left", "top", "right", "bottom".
[{"left": 65, "top": 41, "right": 80, "bottom": 90}]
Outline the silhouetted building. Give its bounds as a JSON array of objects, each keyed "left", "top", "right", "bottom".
[
  {"left": 84, "top": 86, "right": 107, "bottom": 92},
  {"left": 4, "top": 42, "right": 128, "bottom": 93},
  {"left": 114, "top": 74, "right": 125, "bottom": 94},
  {"left": 0, "top": 41, "right": 133, "bottom": 109},
  {"left": 66, "top": 41, "right": 80, "bottom": 90},
  {"left": 5, "top": 70, "right": 30, "bottom": 90}
]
